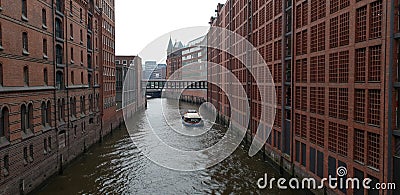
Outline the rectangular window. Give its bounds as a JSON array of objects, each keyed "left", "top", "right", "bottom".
[
  {"left": 310, "top": 117, "right": 317, "bottom": 144},
  {"left": 367, "top": 132, "right": 380, "bottom": 170},
  {"left": 302, "top": 1, "right": 308, "bottom": 26},
  {"left": 368, "top": 89, "right": 381, "bottom": 126},
  {"left": 317, "top": 87, "right": 325, "bottom": 115},
  {"left": 329, "top": 88, "right": 338, "bottom": 118},
  {"left": 302, "top": 59, "right": 307, "bottom": 83},
  {"left": 370, "top": 0, "right": 382, "bottom": 39},
  {"left": 43, "top": 39, "right": 47, "bottom": 56},
  {"left": 328, "top": 122, "right": 338, "bottom": 153},
  {"left": 356, "top": 6, "right": 367, "bottom": 42},
  {"left": 317, "top": 56, "right": 325, "bottom": 83},
  {"left": 369, "top": 45, "right": 382, "bottom": 82},
  {"left": 355, "top": 48, "right": 366, "bottom": 82},
  {"left": 329, "top": 52, "right": 338, "bottom": 83},
  {"left": 296, "top": 32, "right": 302, "bottom": 56},
  {"left": 317, "top": 22, "right": 325, "bottom": 51},
  {"left": 302, "top": 30, "right": 308, "bottom": 55},
  {"left": 339, "top": 12, "right": 349, "bottom": 46},
  {"left": 310, "top": 87, "right": 317, "bottom": 113},
  {"left": 338, "top": 88, "right": 348, "bottom": 120},
  {"left": 328, "top": 122, "right": 348, "bottom": 156},
  {"left": 301, "top": 114, "right": 307, "bottom": 139},
  {"left": 337, "top": 124, "right": 348, "bottom": 156},
  {"left": 310, "top": 25, "right": 318, "bottom": 53},
  {"left": 295, "top": 140, "right": 300, "bottom": 162},
  {"left": 301, "top": 87, "right": 307, "bottom": 111},
  {"left": 310, "top": 57, "right": 317, "bottom": 83},
  {"left": 22, "top": 32, "right": 28, "bottom": 52},
  {"left": 318, "top": 0, "right": 326, "bottom": 20},
  {"left": 296, "top": 4, "right": 302, "bottom": 29},
  {"left": 330, "top": 0, "right": 339, "bottom": 14},
  {"left": 301, "top": 143, "right": 306, "bottom": 166},
  {"left": 311, "top": 0, "right": 318, "bottom": 22},
  {"left": 338, "top": 51, "right": 349, "bottom": 83},
  {"left": 295, "top": 113, "right": 301, "bottom": 137},
  {"left": 316, "top": 118, "right": 324, "bottom": 147},
  {"left": 354, "top": 129, "right": 365, "bottom": 164},
  {"left": 354, "top": 89, "right": 366, "bottom": 123},
  {"left": 330, "top": 17, "right": 339, "bottom": 48}
]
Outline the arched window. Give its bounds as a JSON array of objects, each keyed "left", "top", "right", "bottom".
[
  {"left": 61, "top": 99, "right": 65, "bottom": 120},
  {"left": 21, "top": 104, "right": 27, "bottom": 132},
  {"left": 56, "top": 71, "right": 63, "bottom": 90},
  {"left": 69, "top": 0, "right": 72, "bottom": 13},
  {"left": 22, "top": 32, "right": 28, "bottom": 52},
  {"left": 81, "top": 72, "right": 83, "bottom": 84},
  {"left": 41, "top": 102, "right": 46, "bottom": 126},
  {"left": 28, "top": 103, "right": 33, "bottom": 131},
  {"left": 88, "top": 74, "right": 92, "bottom": 88},
  {"left": 3, "top": 155, "right": 9, "bottom": 176},
  {"left": 70, "top": 23, "right": 73, "bottom": 39},
  {"left": 55, "top": 19, "right": 63, "bottom": 39},
  {"left": 42, "top": 9, "right": 46, "bottom": 26},
  {"left": 56, "top": 0, "right": 63, "bottom": 12},
  {"left": 47, "top": 101, "right": 51, "bottom": 126},
  {"left": 44, "top": 68, "right": 48, "bottom": 85},
  {"left": 70, "top": 98, "right": 74, "bottom": 117},
  {"left": 43, "top": 39, "right": 48, "bottom": 57},
  {"left": 73, "top": 97, "right": 77, "bottom": 116},
  {"left": 71, "top": 71, "right": 74, "bottom": 84},
  {"left": 89, "top": 95, "right": 93, "bottom": 112},
  {"left": 87, "top": 54, "right": 92, "bottom": 68},
  {"left": 0, "top": 107, "right": 9, "bottom": 140},
  {"left": 44, "top": 138, "right": 47, "bottom": 153},
  {"left": 29, "top": 144, "right": 34, "bottom": 161},
  {"left": 56, "top": 45, "right": 63, "bottom": 64},
  {"left": 22, "top": 0, "right": 27, "bottom": 17},
  {"left": 23, "top": 66, "right": 29, "bottom": 86},
  {"left": 82, "top": 96, "right": 85, "bottom": 114},
  {"left": 70, "top": 47, "right": 74, "bottom": 61}
]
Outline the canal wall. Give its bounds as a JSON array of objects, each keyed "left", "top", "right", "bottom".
[{"left": 0, "top": 102, "right": 147, "bottom": 195}]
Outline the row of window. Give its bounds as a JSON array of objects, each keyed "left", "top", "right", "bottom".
[
  {"left": 294, "top": 118, "right": 382, "bottom": 171},
  {"left": 0, "top": 94, "right": 99, "bottom": 141},
  {"left": 293, "top": 45, "right": 382, "bottom": 84}
]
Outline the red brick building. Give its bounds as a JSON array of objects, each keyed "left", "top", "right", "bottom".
[
  {"left": 166, "top": 38, "right": 207, "bottom": 103},
  {"left": 0, "top": 0, "right": 136, "bottom": 194},
  {"left": 208, "top": 0, "right": 399, "bottom": 194}
]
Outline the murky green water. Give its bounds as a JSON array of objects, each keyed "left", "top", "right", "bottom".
[{"left": 35, "top": 98, "right": 303, "bottom": 195}]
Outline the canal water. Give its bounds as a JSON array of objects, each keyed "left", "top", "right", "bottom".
[{"left": 35, "top": 98, "right": 301, "bottom": 195}]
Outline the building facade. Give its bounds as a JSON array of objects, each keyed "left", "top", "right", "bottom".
[
  {"left": 149, "top": 64, "right": 166, "bottom": 80},
  {"left": 115, "top": 55, "right": 145, "bottom": 111},
  {"left": 208, "top": 0, "right": 398, "bottom": 194},
  {"left": 166, "top": 37, "right": 207, "bottom": 103},
  {"left": 0, "top": 0, "right": 143, "bottom": 194}
]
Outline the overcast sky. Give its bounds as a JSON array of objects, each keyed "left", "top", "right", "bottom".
[{"left": 115, "top": 0, "right": 224, "bottom": 59}]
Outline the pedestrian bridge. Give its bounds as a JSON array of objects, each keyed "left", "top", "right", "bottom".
[
  {"left": 143, "top": 80, "right": 208, "bottom": 98},
  {"left": 143, "top": 80, "right": 208, "bottom": 90}
]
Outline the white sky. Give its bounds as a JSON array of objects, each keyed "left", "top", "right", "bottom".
[{"left": 115, "top": 0, "right": 224, "bottom": 59}]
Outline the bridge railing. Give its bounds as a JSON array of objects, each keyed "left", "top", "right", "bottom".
[{"left": 143, "top": 80, "right": 208, "bottom": 90}]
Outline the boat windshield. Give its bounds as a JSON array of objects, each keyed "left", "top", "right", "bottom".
[{"left": 184, "top": 118, "right": 201, "bottom": 123}]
